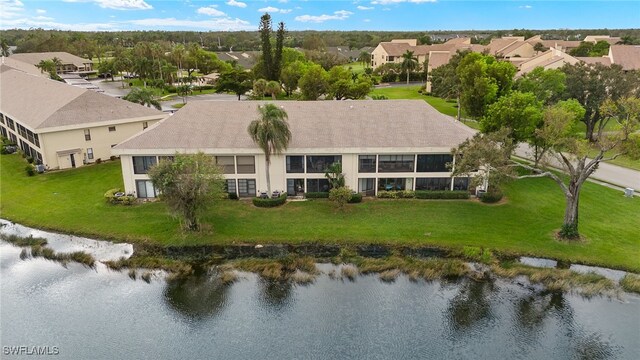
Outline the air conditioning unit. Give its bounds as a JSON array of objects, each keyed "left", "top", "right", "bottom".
[{"left": 624, "top": 188, "right": 635, "bottom": 198}]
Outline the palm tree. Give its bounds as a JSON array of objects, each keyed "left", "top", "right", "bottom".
[
  {"left": 36, "top": 59, "right": 56, "bottom": 74},
  {"left": 123, "top": 88, "right": 162, "bottom": 110},
  {"left": 247, "top": 104, "right": 291, "bottom": 195},
  {"left": 253, "top": 78, "right": 268, "bottom": 99},
  {"left": 358, "top": 51, "right": 371, "bottom": 68},
  {"left": 401, "top": 50, "right": 418, "bottom": 85},
  {"left": 265, "top": 80, "right": 281, "bottom": 100}
]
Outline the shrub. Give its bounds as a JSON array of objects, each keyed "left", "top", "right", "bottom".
[
  {"left": 228, "top": 192, "right": 239, "bottom": 200},
  {"left": 25, "top": 164, "right": 36, "bottom": 176},
  {"left": 348, "top": 193, "right": 363, "bottom": 203},
  {"left": 110, "top": 155, "right": 117, "bottom": 161},
  {"left": 414, "top": 190, "right": 469, "bottom": 199},
  {"left": 253, "top": 192, "right": 287, "bottom": 208},
  {"left": 26, "top": 156, "right": 34, "bottom": 164},
  {"left": 398, "top": 190, "right": 416, "bottom": 199},
  {"left": 95, "top": 158, "right": 102, "bottom": 164},
  {"left": 104, "top": 188, "right": 136, "bottom": 205},
  {"left": 480, "top": 190, "right": 503, "bottom": 203},
  {"left": 377, "top": 190, "right": 398, "bottom": 199},
  {"left": 559, "top": 223, "right": 579, "bottom": 239},
  {"left": 305, "top": 192, "right": 329, "bottom": 199},
  {"left": 329, "top": 186, "right": 353, "bottom": 209}
]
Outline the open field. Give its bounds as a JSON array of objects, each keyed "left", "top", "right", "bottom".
[{"left": 1, "top": 154, "right": 638, "bottom": 271}]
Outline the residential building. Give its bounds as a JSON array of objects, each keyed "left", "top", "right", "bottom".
[
  {"left": 0, "top": 65, "right": 166, "bottom": 170},
  {"left": 516, "top": 47, "right": 580, "bottom": 76},
  {"left": 608, "top": 45, "right": 640, "bottom": 71},
  {"left": 112, "top": 100, "right": 477, "bottom": 199},
  {"left": 215, "top": 51, "right": 260, "bottom": 69},
  {"left": 9, "top": 51, "right": 94, "bottom": 75}
]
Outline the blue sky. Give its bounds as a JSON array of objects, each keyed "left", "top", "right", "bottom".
[{"left": 1, "top": 0, "right": 638, "bottom": 32}]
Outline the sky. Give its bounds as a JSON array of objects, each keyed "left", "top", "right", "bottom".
[{"left": 0, "top": 0, "right": 638, "bottom": 32}]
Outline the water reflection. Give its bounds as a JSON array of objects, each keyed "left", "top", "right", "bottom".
[
  {"left": 258, "top": 279, "right": 294, "bottom": 311},
  {"left": 516, "top": 291, "right": 567, "bottom": 331},
  {"left": 446, "top": 279, "right": 496, "bottom": 333},
  {"left": 164, "top": 272, "right": 230, "bottom": 320}
]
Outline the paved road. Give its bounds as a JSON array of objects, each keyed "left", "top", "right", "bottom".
[{"left": 515, "top": 144, "right": 640, "bottom": 192}]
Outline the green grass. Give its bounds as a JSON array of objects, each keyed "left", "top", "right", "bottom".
[
  {"left": 586, "top": 147, "right": 640, "bottom": 171},
  {"left": 342, "top": 62, "right": 367, "bottom": 75},
  {"left": 1, "top": 154, "right": 639, "bottom": 271},
  {"left": 369, "top": 86, "right": 467, "bottom": 118}
]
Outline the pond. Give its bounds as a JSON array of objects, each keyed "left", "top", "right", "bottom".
[{"left": 1, "top": 239, "right": 639, "bottom": 359}]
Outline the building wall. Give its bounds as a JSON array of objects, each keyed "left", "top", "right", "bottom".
[
  {"left": 39, "top": 118, "right": 162, "bottom": 170},
  {"left": 118, "top": 149, "right": 466, "bottom": 198},
  {"left": 371, "top": 44, "right": 388, "bottom": 68}
]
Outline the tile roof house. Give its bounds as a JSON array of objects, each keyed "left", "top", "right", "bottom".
[
  {"left": 608, "top": 45, "right": 640, "bottom": 71},
  {"left": 0, "top": 65, "right": 166, "bottom": 170},
  {"left": 9, "top": 52, "right": 94, "bottom": 74},
  {"left": 112, "top": 100, "right": 477, "bottom": 198}
]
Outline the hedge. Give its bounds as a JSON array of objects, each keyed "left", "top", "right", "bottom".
[
  {"left": 348, "top": 193, "right": 363, "bottom": 203},
  {"left": 104, "top": 188, "right": 136, "bottom": 205},
  {"left": 253, "top": 192, "right": 288, "bottom": 208},
  {"left": 479, "top": 191, "right": 503, "bottom": 203},
  {"left": 305, "top": 192, "right": 329, "bottom": 199},
  {"left": 414, "top": 190, "right": 469, "bottom": 199}
]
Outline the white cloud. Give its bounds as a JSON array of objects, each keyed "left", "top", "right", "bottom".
[
  {"left": 363, "top": 19, "right": 371, "bottom": 22},
  {"left": 371, "top": 0, "right": 436, "bottom": 4},
  {"left": 197, "top": 6, "right": 226, "bottom": 17},
  {"left": 95, "top": 0, "right": 152, "bottom": 10},
  {"left": 226, "top": 0, "right": 246, "bottom": 8},
  {"left": 295, "top": 10, "right": 353, "bottom": 23},
  {"left": 0, "top": 17, "right": 116, "bottom": 31},
  {"left": 126, "top": 17, "right": 253, "bottom": 30},
  {"left": 519, "top": 5, "right": 532, "bottom": 9},
  {"left": 32, "top": 15, "right": 54, "bottom": 20},
  {"left": 36, "top": 9, "right": 46, "bottom": 14},
  {"left": 357, "top": 6, "right": 374, "bottom": 10},
  {"left": 0, "top": 0, "right": 24, "bottom": 19},
  {"left": 258, "top": 6, "right": 292, "bottom": 14}
]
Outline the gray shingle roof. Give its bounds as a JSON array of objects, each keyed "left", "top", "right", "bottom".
[
  {"left": 0, "top": 67, "right": 164, "bottom": 130},
  {"left": 9, "top": 52, "right": 92, "bottom": 67},
  {"left": 114, "top": 100, "right": 475, "bottom": 151}
]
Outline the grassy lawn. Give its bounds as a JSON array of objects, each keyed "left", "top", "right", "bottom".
[
  {"left": 370, "top": 86, "right": 464, "bottom": 117},
  {"left": 342, "top": 62, "right": 367, "bottom": 75},
  {"left": 1, "top": 154, "right": 638, "bottom": 271}
]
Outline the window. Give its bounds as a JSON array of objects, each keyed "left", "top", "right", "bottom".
[
  {"left": 378, "top": 155, "right": 414, "bottom": 172},
  {"left": 415, "top": 177, "right": 451, "bottom": 191},
  {"left": 286, "top": 156, "right": 304, "bottom": 173},
  {"left": 33, "top": 134, "right": 39, "bottom": 147},
  {"left": 108, "top": 126, "right": 116, "bottom": 132},
  {"left": 6, "top": 117, "right": 15, "bottom": 131},
  {"left": 236, "top": 156, "right": 255, "bottom": 174},
  {"left": 143, "top": 122, "right": 148, "bottom": 130},
  {"left": 84, "top": 129, "right": 91, "bottom": 141},
  {"left": 306, "top": 178, "right": 330, "bottom": 193},
  {"left": 358, "top": 178, "right": 375, "bottom": 196},
  {"left": 306, "top": 155, "right": 341, "bottom": 173},
  {"left": 0, "top": 126, "right": 7, "bottom": 138},
  {"left": 417, "top": 154, "right": 453, "bottom": 173},
  {"left": 378, "top": 178, "right": 408, "bottom": 191},
  {"left": 237, "top": 179, "right": 256, "bottom": 197},
  {"left": 9, "top": 133, "right": 17, "bottom": 144},
  {"left": 136, "top": 180, "right": 157, "bottom": 198},
  {"left": 225, "top": 179, "right": 237, "bottom": 195},
  {"left": 453, "top": 177, "right": 469, "bottom": 191},
  {"left": 87, "top": 148, "right": 94, "bottom": 160},
  {"left": 388, "top": 56, "right": 395, "bottom": 61},
  {"left": 216, "top": 156, "right": 235, "bottom": 174},
  {"left": 287, "top": 179, "right": 305, "bottom": 195},
  {"left": 358, "top": 155, "right": 376, "bottom": 173},
  {"left": 133, "top": 156, "right": 157, "bottom": 174},
  {"left": 0, "top": 113, "right": 4, "bottom": 124}
]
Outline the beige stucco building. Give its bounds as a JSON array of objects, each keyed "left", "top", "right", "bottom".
[
  {"left": 0, "top": 65, "right": 166, "bottom": 170},
  {"left": 9, "top": 52, "right": 94, "bottom": 74},
  {"left": 112, "top": 100, "right": 476, "bottom": 199}
]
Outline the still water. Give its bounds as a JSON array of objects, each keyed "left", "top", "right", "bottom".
[{"left": 1, "top": 241, "right": 639, "bottom": 360}]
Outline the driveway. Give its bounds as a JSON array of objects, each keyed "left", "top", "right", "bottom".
[{"left": 515, "top": 144, "right": 640, "bottom": 192}]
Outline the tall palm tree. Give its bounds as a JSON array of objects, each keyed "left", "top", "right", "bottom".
[
  {"left": 123, "top": 88, "right": 162, "bottom": 110},
  {"left": 401, "top": 50, "right": 418, "bottom": 85},
  {"left": 247, "top": 104, "right": 291, "bottom": 195}
]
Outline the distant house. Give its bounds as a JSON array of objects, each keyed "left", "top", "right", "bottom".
[
  {"left": 516, "top": 47, "right": 580, "bottom": 76},
  {"left": 583, "top": 35, "right": 622, "bottom": 45},
  {"left": 112, "top": 100, "right": 477, "bottom": 199},
  {"left": 9, "top": 51, "right": 94, "bottom": 75},
  {"left": 215, "top": 51, "right": 260, "bottom": 69},
  {"left": 0, "top": 65, "right": 166, "bottom": 170},
  {"left": 608, "top": 45, "right": 640, "bottom": 71}
]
